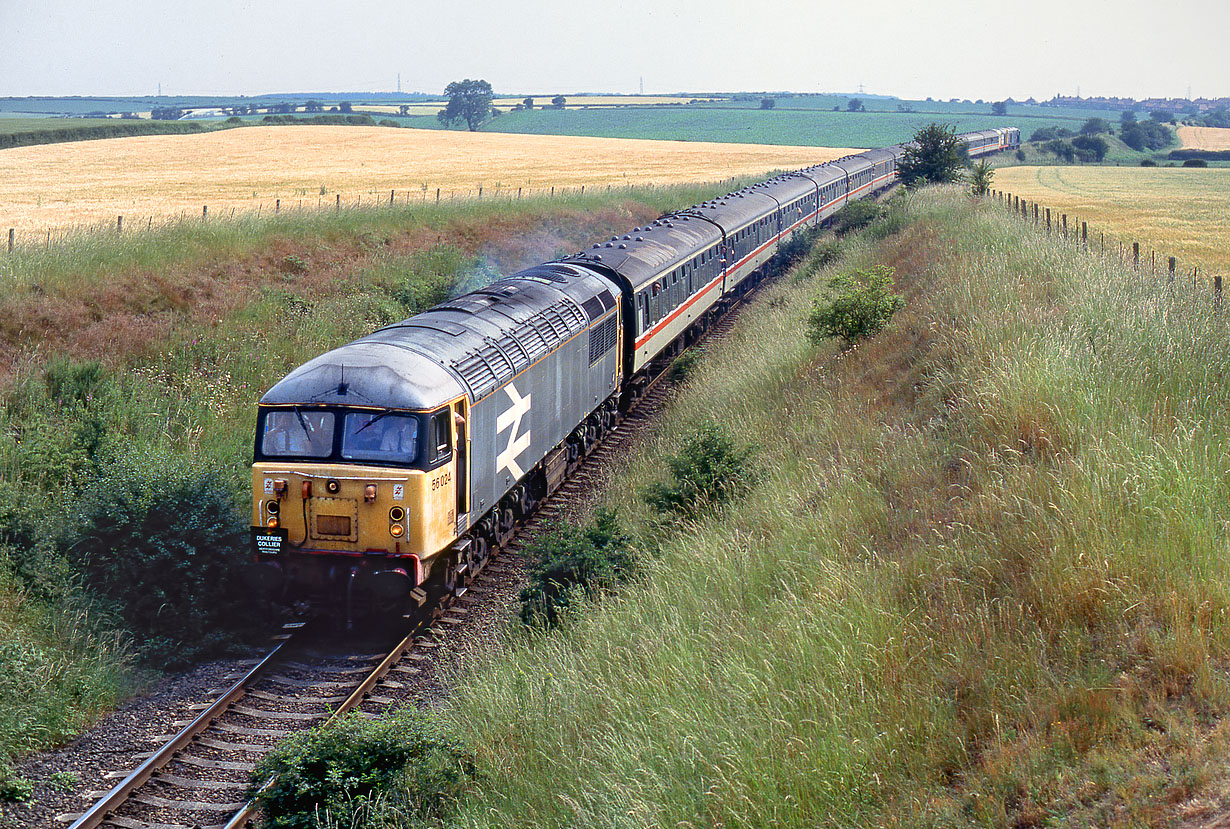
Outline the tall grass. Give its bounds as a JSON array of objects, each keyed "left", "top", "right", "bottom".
[{"left": 368, "top": 187, "right": 1230, "bottom": 827}]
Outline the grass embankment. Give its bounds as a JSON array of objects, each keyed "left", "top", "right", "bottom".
[
  {"left": 370, "top": 187, "right": 1230, "bottom": 827},
  {"left": 0, "top": 184, "right": 732, "bottom": 791}
]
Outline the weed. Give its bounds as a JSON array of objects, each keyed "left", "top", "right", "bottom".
[
  {"left": 0, "top": 764, "right": 32, "bottom": 803},
  {"left": 249, "top": 709, "right": 476, "bottom": 829},
  {"left": 279, "top": 254, "right": 309, "bottom": 274},
  {"left": 642, "top": 423, "right": 759, "bottom": 519},
  {"left": 47, "top": 771, "right": 78, "bottom": 792}
]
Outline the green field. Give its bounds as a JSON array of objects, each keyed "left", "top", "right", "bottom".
[{"left": 403, "top": 103, "right": 1092, "bottom": 149}]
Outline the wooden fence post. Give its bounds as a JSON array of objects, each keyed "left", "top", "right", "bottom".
[
  {"left": 550, "top": 186, "right": 555, "bottom": 197},
  {"left": 436, "top": 188, "right": 441, "bottom": 203},
  {"left": 1034, "top": 203, "right": 1039, "bottom": 224},
  {"left": 336, "top": 194, "right": 341, "bottom": 210},
  {"left": 518, "top": 187, "right": 522, "bottom": 199},
  {"left": 1081, "top": 221, "right": 1087, "bottom": 247},
  {"left": 202, "top": 205, "right": 208, "bottom": 221},
  {"left": 276, "top": 199, "right": 281, "bottom": 213},
  {"left": 1046, "top": 208, "right": 1051, "bottom": 232},
  {"left": 1168, "top": 256, "right": 1176, "bottom": 284},
  {"left": 7, "top": 228, "right": 13, "bottom": 252},
  {"left": 1215, "top": 274, "right": 1222, "bottom": 309},
  {"left": 1062, "top": 214, "right": 1067, "bottom": 237},
  {"left": 1133, "top": 242, "right": 1140, "bottom": 269},
  {"left": 390, "top": 189, "right": 395, "bottom": 205},
  {"left": 117, "top": 216, "right": 123, "bottom": 234}
]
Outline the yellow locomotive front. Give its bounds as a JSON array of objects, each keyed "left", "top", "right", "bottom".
[{"left": 247, "top": 339, "right": 472, "bottom": 613}]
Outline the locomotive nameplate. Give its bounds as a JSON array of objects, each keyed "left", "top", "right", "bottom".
[{"left": 251, "top": 527, "right": 287, "bottom": 557}]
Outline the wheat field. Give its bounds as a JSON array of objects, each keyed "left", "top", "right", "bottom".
[
  {"left": 992, "top": 165, "right": 1230, "bottom": 273},
  {"left": 1177, "top": 125, "right": 1230, "bottom": 150},
  {"left": 0, "top": 126, "right": 850, "bottom": 238}
]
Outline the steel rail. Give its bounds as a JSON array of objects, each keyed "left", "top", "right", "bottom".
[{"left": 67, "top": 630, "right": 300, "bottom": 829}]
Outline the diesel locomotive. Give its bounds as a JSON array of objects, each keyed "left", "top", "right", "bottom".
[{"left": 249, "top": 127, "right": 1020, "bottom": 614}]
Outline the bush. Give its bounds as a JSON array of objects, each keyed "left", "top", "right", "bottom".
[
  {"left": 832, "top": 200, "right": 881, "bottom": 234},
  {"left": 642, "top": 424, "right": 759, "bottom": 520},
  {"left": 1029, "top": 126, "right": 1074, "bottom": 142},
  {"left": 249, "top": 710, "right": 476, "bottom": 829},
  {"left": 518, "top": 510, "right": 634, "bottom": 628},
  {"left": 1071, "top": 134, "right": 1109, "bottom": 162},
  {"left": 1015, "top": 148, "right": 1026, "bottom": 162},
  {"left": 1140, "top": 159, "right": 1158, "bottom": 167},
  {"left": 667, "top": 350, "right": 700, "bottom": 384},
  {"left": 62, "top": 451, "right": 258, "bottom": 667},
  {"left": 1182, "top": 158, "right": 1209, "bottom": 167},
  {"left": 808, "top": 264, "right": 905, "bottom": 345},
  {"left": 1042, "top": 139, "right": 1076, "bottom": 162}
]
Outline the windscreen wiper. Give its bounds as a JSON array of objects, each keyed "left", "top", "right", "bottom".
[{"left": 354, "top": 409, "right": 395, "bottom": 435}]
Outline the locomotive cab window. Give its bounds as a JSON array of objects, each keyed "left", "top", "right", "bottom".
[
  {"left": 341, "top": 411, "right": 419, "bottom": 464},
  {"left": 429, "top": 410, "right": 452, "bottom": 465},
  {"left": 261, "top": 410, "right": 335, "bottom": 458}
]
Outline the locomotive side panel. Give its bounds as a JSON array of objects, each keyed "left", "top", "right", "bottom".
[{"left": 466, "top": 307, "right": 621, "bottom": 518}]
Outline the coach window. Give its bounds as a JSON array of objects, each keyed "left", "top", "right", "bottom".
[{"left": 429, "top": 410, "right": 452, "bottom": 465}]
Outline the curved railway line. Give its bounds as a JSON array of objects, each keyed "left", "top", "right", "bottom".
[{"left": 57, "top": 265, "right": 751, "bottom": 829}]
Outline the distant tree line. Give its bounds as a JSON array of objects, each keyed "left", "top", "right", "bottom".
[{"left": 0, "top": 121, "right": 206, "bottom": 150}]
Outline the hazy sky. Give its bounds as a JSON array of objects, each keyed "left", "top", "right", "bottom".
[{"left": 1, "top": 0, "right": 1226, "bottom": 101}]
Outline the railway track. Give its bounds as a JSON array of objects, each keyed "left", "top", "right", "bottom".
[{"left": 56, "top": 267, "right": 759, "bottom": 829}]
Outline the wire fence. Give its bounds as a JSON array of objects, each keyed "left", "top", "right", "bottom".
[
  {"left": 989, "top": 188, "right": 1223, "bottom": 305},
  {"left": 2, "top": 177, "right": 745, "bottom": 254}
]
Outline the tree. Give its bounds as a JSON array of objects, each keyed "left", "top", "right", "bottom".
[
  {"left": 522, "top": 96, "right": 534, "bottom": 110},
  {"left": 1120, "top": 110, "right": 1137, "bottom": 127},
  {"left": 1149, "top": 109, "right": 1175, "bottom": 124},
  {"left": 897, "top": 122, "right": 969, "bottom": 187},
  {"left": 551, "top": 95, "right": 566, "bottom": 109},
  {"left": 1080, "top": 117, "right": 1112, "bottom": 135},
  {"left": 338, "top": 101, "right": 353, "bottom": 113},
  {"left": 1071, "top": 134, "right": 1108, "bottom": 162},
  {"left": 759, "top": 97, "right": 775, "bottom": 110},
  {"left": 991, "top": 100, "right": 1009, "bottom": 116},
  {"left": 397, "top": 104, "right": 409, "bottom": 116},
  {"left": 847, "top": 98, "right": 865, "bottom": 112},
  {"left": 437, "top": 79, "right": 495, "bottom": 131},
  {"left": 304, "top": 100, "right": 323, "bottom": 113},
  {"left": 969, "top": 159, "right": 994, "bottom": 196}
]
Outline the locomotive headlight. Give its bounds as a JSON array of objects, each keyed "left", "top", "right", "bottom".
[
  {"left": 326, "top": 479, "right": 341, "bottom": 494},
  {"left": 266, "top": 516, "right": 279, "bottom": 528},
  {"left": 364, "top": 484, "right": 377, "bottom": 503},
  {"left": 389, "top": 506, "right": 405, "bottom": 522},
  {"left": 389, "top": 523, "right": 404, "bottom": 538},
  {"left": 266, "top": 500, "right": 280, "bottom": 515}
]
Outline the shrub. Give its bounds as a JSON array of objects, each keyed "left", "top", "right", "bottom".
[
  {"left": 249, "top": 710, "right": 476, "bottom": 829},
  {"left": 1182, "top": 158, "right": 1209, "bottom": 167},
  {"left": 1140, "top": 159, "right": 1158, "bottom": 167},
  {"left": 1072, "top": 134, "right": 1109, "bottom": 162},
  {"left": 642, "top": 424, "right": 759, "bottom": 520},
  {"left": 832, "top": 200, "right": 882, "bottom": 234},
  {"left": 62, "top": 450, "right": 259, "bottom": 667},
  {"left": 1028, "top": 126, "right": 1074, "bottom": 142},
  {"left": 1015, "top": 148, "right": 1026, "bottom": 161},
  {"left": 811, "top": 239, "right": 844, "bottom": 270},
  {"left": 518, "top": 510, "right": 634, "bottom": 628},
  {"left": 667, "top": 350, "right": 700, "bottom": 384},
  {"left": 808, "top": 264, "right": 905, "bottom": 345},
  {"left": 1042, "top": 139, "right": 1076, "bottom": 162}
]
